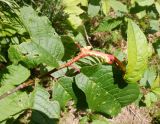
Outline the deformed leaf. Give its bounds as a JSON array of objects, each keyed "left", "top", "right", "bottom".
[
  {"left": 124, "top": 20, "right": 148, "bottom": 83},
  {"left": 29, "top": 86, "right": 60, "bottom": 119},
  {"left": 0, "top": 64, "right": 30, "bottom": 85},
  {"left": 75, "top": 64, "right": 139, "bottom": 116}
]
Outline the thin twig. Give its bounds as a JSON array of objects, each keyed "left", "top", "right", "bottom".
[
  {"left": 83, "top": 26, "right": 92, "bottom": 47},
  {"left": 0, "top": 80, "right": 34, "bottom": 100}
]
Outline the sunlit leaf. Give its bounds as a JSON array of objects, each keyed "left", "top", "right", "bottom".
[
  {"left": 75, "top": 64, "right": 139, "bottom": 116},
  {"left": 62, "top": 0, "right": 87, "bottom": 29},
  {"left": 88, "top": 0, "right": 100, "bottom": 17},
  {"left": 101, "top": 0, "right": 110, "bottom": 15},
  {"left": 155, "top": 2, "right": 160, "bottom": 15},
  {"left": 95, "top": 18, "right": 122, "bottom": 32},
  {"left": 151, "top": 74, "right": 160, "bottom": 90},
  {"left": 8, "top": 7, "right": 64, "bottom": 68},
  {"left": 67, "top": 14, "right": 82, "bottom": 29},
  {"left": 29, "top": 86, "right": 60, "bottom": 119},
  {"left": 124, "top": 20, "right": 148, "bottom": 83},
  {"left": 52, "top": 77, "right": 76, "bottom": 109},
  {"left": 110, "top": 0, "right": 128, "bottom": 13},
  {"left": 0, "top": 84, "right": 29, "bottom": 121},
  {"left": 0, "top": 64, "right": 30, "bottom": 85},
  {"left": 136, "top": 0, "right": 154, "bottom": 6},
  {"left": 144, "top": 92, "right": 157, "bottom": 107}
]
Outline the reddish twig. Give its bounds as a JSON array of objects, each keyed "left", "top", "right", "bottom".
[
  {"left": 0, "top": 46, "right": 125, "bottom": 100},
  {"left": 45, "top": 46, "right": 126, "bottom": 76}
]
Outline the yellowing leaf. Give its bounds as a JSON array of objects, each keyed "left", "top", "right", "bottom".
[
  {"left": 151, "top": 74, "right": 160, "bottom": 90},
  {"left": 64, "top": 6, "right": 84, "bottom": 15},
  {"left": 80, "top": 0, "right": 88, "bottom": 6},
  {"left": 62, "top": 0, "right": 80, "bottom": 6},
  {"left": 101, "top": 0, "right": 110, "bottom": 15},
  {"left": 124, "top": 20, "right": 148, "bottom": 83},
  {"left": 67, "top": 14, "right": 82, "bottom": 29},
  {"left": 62, "top": 0, "right": 87, "bottom": 29}
]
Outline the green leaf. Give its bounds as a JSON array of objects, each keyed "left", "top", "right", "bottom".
[
  {"left": 52, "top": 77, "right": 76, "bottom": 109},
  {"left": 61, "top": 35, "right": 78, "bottom": 61},
  {"left": 0, "top": 84, "right": 29, "bottom": 121},
  {"left": 0, "top": 10, "right": 26, "bottom": 37},
  {"left": 75, "top": 32, "right": 87, "bottom": 47},
  {"left": 64, "top": 6, "right": 84, "bottom": 15},
  {"left": 9, "top": 41, "right": 59, "bottom": 68},
  {"left": 151, "top": 75, "right": 160, "bottom": 90},
  {"left": 150, "top": 20, "right": 160, "bottom": 32},
  {"left": 88, "top": 0, "right": 100, "bottom": 17},
  {"left": 136, "top": 10, "right": 146, "bottom": 19},
  {"left": 62, "top": 0, "right": 86, "bottom": 29},
  {"left": 29, "top": 86, "right": 60, "bottom": 119},
  {"left": 124, "top": 20, "right": 148, "bottom": 83},
  {"left": 91, "top": 114, "right": 109, "bottom": 124},
  {"left": 140, "top": 67, "right": 157, "bottom": 87},
  {"left": 153, "top": 40, "right": 160, "bottom": 57},
  {"left": 75, "top": 64, "right": 139, "bottom": 116},
  {"left": 67, "top": 14, "right": 82, "bottom": 29},
  {"left": 152, "top": 87, "right": 160, "bottom": 95},
  {"left": 110, "top": 0, "right": 128, "bottom": 13},
  {"left": 95, "top": 18, "right": 122, "bottom": 32},
  {"left": 155, "top": 2, "right": 160, "bottom": 15},
  {"left": 101, "top": 0, "right": 110, "bottom": 15},
  {"left": 144, "top": 92, "right": 157, "bottom": 107},
  {"left": 8, "top": 6, "right": 64, "bottom": 68},
  {"left": 0, "top": 64, "right": 30, "bottom": 85},
  {"left": 80, "top": 0, "right": 88, "bottom": 6},
  {"left": 136, "top": 0, "right": 154, "bottom": 6},
  {"left": 20, "top": 7, "right": 64, "bottom": 60}
]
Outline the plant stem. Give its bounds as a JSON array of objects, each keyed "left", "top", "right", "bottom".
[
  {"left": 0, "top": 46, "right": 125, "bottom": 100},
  {"left": 0, "top": 80, "right": 34, "bottom": 100}
]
